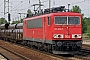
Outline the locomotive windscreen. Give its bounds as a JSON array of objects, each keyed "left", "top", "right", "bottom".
[
  {"left": 55, "top": 16, "right": 67, "bottom": 24},
  {"left": 54, "top": 16, "right": 80, "bottom": 25},
  {"left": 68, "top": 17, "right": 80, "bottom": 25}
]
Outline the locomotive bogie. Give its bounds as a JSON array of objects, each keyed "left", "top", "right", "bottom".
[{"left": 52, "top": 40, "right": 82, "bottom": 54}]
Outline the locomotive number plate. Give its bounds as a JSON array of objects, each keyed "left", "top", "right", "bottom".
[{"left": 54, "top": 28, "right": 63, "bottom": 30}]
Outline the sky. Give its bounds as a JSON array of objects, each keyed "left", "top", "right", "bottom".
[{"left": 0, "top": 0, "right": 90, "bottom": 22}]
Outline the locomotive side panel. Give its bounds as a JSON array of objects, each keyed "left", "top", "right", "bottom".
[
  {"left": 23, "top": 18, "right": 44, "bottom": 42},
  {"left": 23, "top": 15, "right": 53, "bottom": 43}
]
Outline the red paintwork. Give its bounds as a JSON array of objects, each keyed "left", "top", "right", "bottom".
[{"left": 23, "top": 12, "right": 82, "bottom": 42}]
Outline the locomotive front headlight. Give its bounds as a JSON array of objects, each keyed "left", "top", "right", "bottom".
[
  {"left": 72, "top": 34, "right": 82, "bottom": 38},
  {"left": 53, "top": 34, "right": 63, "bottom": 38},
  {"left": 74, "top": 35, "right": 77, "bottom": 38},
  {"left": 77, "top": 34, "right": 82, "bottom": 38},
  {"left": 58, "top": 35, "right": 61, "bottom": 37},
  {"left": 53, "top": 34, "right": 58, "bottom": 38},
  {"left": 58, "top": 34, "right": 63, "bottom": 38}
]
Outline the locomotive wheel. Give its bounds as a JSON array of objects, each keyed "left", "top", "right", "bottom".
[
  {"left": 38, "top": 43, "right": 43, "bottom": 51},
  {"left": 43, "top": 44, "right": 48, "bottom": 52},
  {"left": 46, "top": 44, "right": 52, "bottom": 53},
  {"left": 28, "top": 41, "right": 32, "bottom": 48},
  {"left": 23, "top": 41, "right": 27, "bottom": 46},
  {"left": 27, "top": 41, "right": 30, "bottom": 47},
  {"left": 44, "top": 44, "right": 52, "bottom": 52},
  {"left": 37, "top": 43, "right": 40, "bottom": 49}
]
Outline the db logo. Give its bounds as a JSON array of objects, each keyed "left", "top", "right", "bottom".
[{"left": 65, "top": 35, "right": 70, "bottom": 38}]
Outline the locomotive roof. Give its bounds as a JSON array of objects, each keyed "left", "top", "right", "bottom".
[{"left": 24, "top": 12, "right": 81, "bottom": 21}]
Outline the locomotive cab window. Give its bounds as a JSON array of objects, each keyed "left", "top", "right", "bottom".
[
  {"left": 48, "top": 16, "right": 51, "bottom": 25},
  {"left": 54, "top": 16, "right": 67, "bottom": 25},
  {"left": 68, "top": 17, "right": 80, "bottom": 25},
  {"left": 54, "top": 16, "right": 80, "bottom": 25}
]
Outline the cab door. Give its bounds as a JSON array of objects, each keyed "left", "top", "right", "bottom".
[{"left": 43, "top": 17, "right": 46, "bottom": 42}]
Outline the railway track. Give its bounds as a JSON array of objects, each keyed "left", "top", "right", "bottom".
[
  {"left": 0, "top": 53, "right": 9, "bottom": 60},
  {"left": 58, "top": 48, "right": 90, "bottom": 60},
  {"left": 0, "top": 40, "right": 90, "bottom": 60},
  {"left": 23, "top": 44, "right": 90, "bottom": 60},
  {"left": 27, "top": 45, "right": 90, "bottom": 60},
  {"left": 0, "top": 45, "right": 31, "bottom": 60},
  {"left": 0, "top": 40, "right": 66, "bottom": 60},
  {"left": 23, "top": 47, "right": 84, "bottom": 60},
  {"left": 24, "top": 45, "right": 84, "bottom": 60},
  {"left": 72, "top": 44, "right": 90, "bottom": 60}
]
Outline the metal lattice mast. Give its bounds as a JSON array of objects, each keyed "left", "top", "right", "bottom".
[{"left": 4, "top": 0, "right": 6, "bottom": 24}]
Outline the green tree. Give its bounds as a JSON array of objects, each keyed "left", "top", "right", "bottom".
[
  {"left": 12, "top": 18, "right": 24, "bottom": 24},
  {"left": 82, "top": 17, "right": 87, "bottom": 33},
  {"left": 71, "top": 5, "right": 81, "bottom": 13},
  {"left": 0, "top": 18, "right": 7, "bottom": 25},
  {"left": 27, "top": 9, "right": 32, "bottom": 15},
  {"left": 12, "top": 20, "right": 20, "bottom": 24},
  {"left": 85, "top": 17, "right": 90, "bottom": 33},
  {"left": 20, "top": 19, "right": 24, "bottom": 23},
  {"left": 27, "top": 9, "right": 32, "bottom": 17},
  {"left": 71, "top": 5, "right": 87, "bottom": 33}
]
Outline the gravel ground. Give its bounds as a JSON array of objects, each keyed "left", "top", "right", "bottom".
[
  {"left": 83, "top": 40, "right": 90, "bottom": 45},
  {"left": 0, "top": 40, "right": 64, "bottom": 60}
]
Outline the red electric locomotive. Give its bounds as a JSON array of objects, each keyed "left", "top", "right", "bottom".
[{"left": 23, "top": 6, "right": 82, "bottom": 54}]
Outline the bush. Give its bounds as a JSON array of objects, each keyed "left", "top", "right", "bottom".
[{"left": 87, "top": 33, "right": 90, "bottom": 38}]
